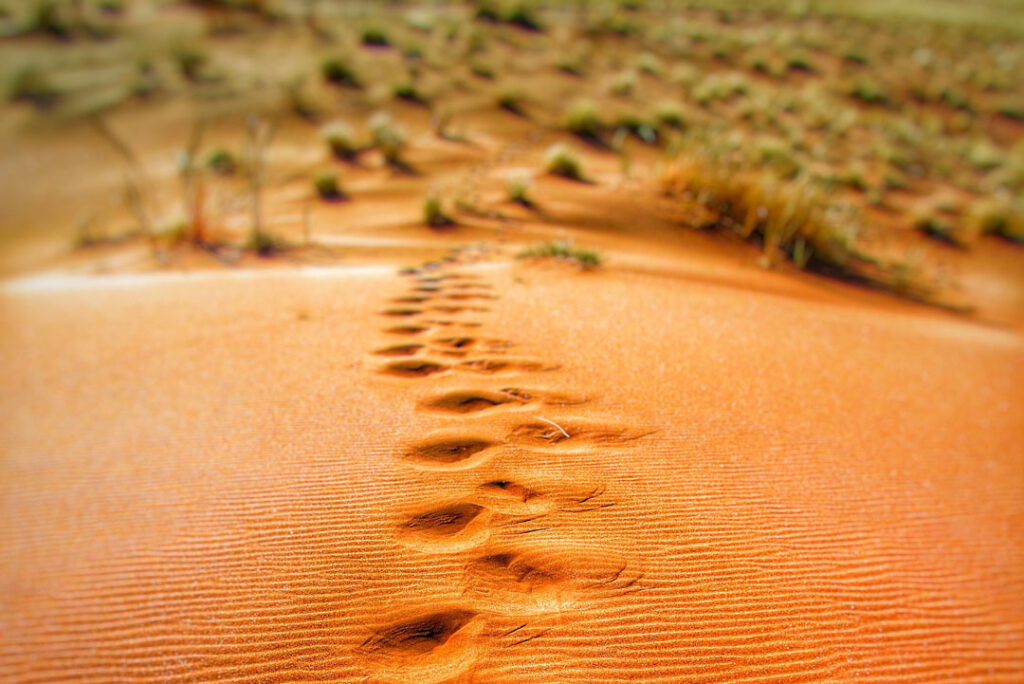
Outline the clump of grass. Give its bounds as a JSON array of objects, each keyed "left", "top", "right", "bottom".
[
  {"left": 470, "top": 62, "right": 495, "bottom": 79},
  {"left": 848, "top": 79, "right": 893, "bottom": 107},
  {"left": 392, "top": 80, "right": 427, "bottom": 104},
  {"left": 610, "top": 70, "right": 636, "bottom": 97},
  {"left": 564, "top": 99, "right": 603, "bottom": 141},
  {"left": 314, "top": 170, "right": 345, "bottom": 201},
  {"left": 321, "top": 57, "right": 361, "bottom": 88},
  {"left": 361, "top": 27, "right": 391, "bottom": 47},
  {"left": 175, "top": 47, "right": 207, "bottom": 82},
  {"left": 517, "top": 240, "right": 600, "bottom": 269},
  {"left": 323, "top": 123, "right": 358, "bottom": 161},
  {"left": 8, "top": 66, "right": 59, "bottom": 108},
  {"left": 613, "top": 112, "right": 658, "bottom": 144},
  {"left": 660, "top": 156, "right": 934, "bottom": 301},
  {"left": 545, "top": 143, "right": 585, "bottom": 181},
  {"left": 557, "top": 56, "right": 585, "bottom": 76},
  {"left": 370, "top": 113, "right": 408, "bottom": 168},
  {"left": 967, "top": 196, "right": 1023, "bottom": 243},
  {"left": 655, "top": 102, "right": 686, "bottom": 129},
  {"left": 205, "top": 148, "right": 237, "bottom": 175},
  {"left": 497, "top": 88, "right": 526, "bottom": 115},
  {"left": 504, "top": 3, "right": 543, "bottom": 31},
  {"left": 247, "top": 228, "right": 290, "bottom": 256},
  {"left": 505, "top": 174, "right": 534, "bottom": 207},
  {"left": 423, "top": 192, "right": 454, "bottom": 227}
]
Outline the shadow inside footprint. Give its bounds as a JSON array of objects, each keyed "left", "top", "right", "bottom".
[
  {"left": 402, "top": 437, "right": 496, "bottom": 470},
  {"left": 374, "top": 344, "right": 424, "bottom": 357},
  {"left": 381, "top": 360, "right": 448, "bottom": 377},
  {"left": 398, "top": 503, "right": 493, "bottom": 553},
  {"left": 357, "top": 608, "right": 485, "bottom": 684}
]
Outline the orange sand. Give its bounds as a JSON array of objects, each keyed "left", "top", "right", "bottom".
[{"left": 2, "top": 244, "right": 1022, "bottom": 682}]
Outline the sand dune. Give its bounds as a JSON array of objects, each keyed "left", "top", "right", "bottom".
[{"left": 2, "top": 243, "right": 1022, "bottom": 682}]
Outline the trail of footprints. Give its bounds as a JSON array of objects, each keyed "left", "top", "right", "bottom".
[{"left": 358, "top": 247, "right": 649, "bottom": 683}]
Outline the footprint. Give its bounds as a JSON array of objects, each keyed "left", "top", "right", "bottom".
[
  {"left": 401, "top": 433, "right": 499, "bottom": 471},
  {"left": 356, "top": 608, "right": 486, "bottom": 684},
  {"left": 419, "top": 387, "right": 584, "bottom": 415},
  {"left": 415, "top": 286, "right": 442, "bottom": 294},
  {"left": 459, "top": 358, "right": 559, "bottom": 374},
  {"left": 444, "top": 293, "right": 496, "bottom": 302},
  {"left": 380, "top": 360, "right": 448, "bottom": 378},
  {"left": 385, "top": 325, "right": 429, "bottom": 336},
  {"left": 431, "top": 336, "right": 476, "bottom": 351},
  {"left": 373, "top": 344, "right": 424, "bottom": 357},
  {"left": 507, "top": 418, "right": 653, "bottom": 451},
  {"left": 391, "top": 296, "right": 431, "bottom": 304},
  {"left": 472, "top": 480, "right": 554, "bottom": 516},
  {"left": 463, "top": 546, "right": 643, "bottom": 616},
  {"left": 396, "top": 502, "right": 493, "bottom": 553},
  {"left": 380, "top": 308, "right": 424, "bottom": 317},
  {"left": 430, "top": 305, "right": 490, "bottom": 314}
]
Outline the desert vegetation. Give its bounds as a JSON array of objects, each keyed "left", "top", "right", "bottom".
[{"left": 0, "top": 0, "right": 1019, "bottom": 308}]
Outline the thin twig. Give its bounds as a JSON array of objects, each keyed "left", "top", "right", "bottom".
[{"left": 536, "top": 416, "right": 569, "bottom": 438}]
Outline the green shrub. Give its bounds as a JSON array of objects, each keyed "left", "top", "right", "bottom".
[
  {"left": 564, "top": 100, "right": 603, "bottom": 140},
  {"left": 314, "top": 171, "right": 345, "bottom": 201},
  {"left": 361, "top": 27, "right": 391, "bottom": 47},
  {"left": 321, "top": 57, "right": 361, "bottom": 88},
  {"left": 323, "top": 124, "right": 358, "bottom": 161},
  {"left": 423, "top": 193, "right": 454, "bottom": 227},
  {"left": 545, "top": 143, "right": 584, "bottom": 180},
  {"left": 518, "top": 240, "right": 600, "bottom": 268},
  {"left": 206, "top": 148, "right": 237, "bottom": 175}
]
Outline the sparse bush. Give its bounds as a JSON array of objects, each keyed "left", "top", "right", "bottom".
[
  {"left": 361, "top": 27, "right": 391, "bottom": 47},
  {"left": 497, "top": 88, "right": 525, "bottom": 114},
  {"left": 503, "top": 3, "right": 543, "bottom": 31},
  {"left": 323, "top": 123, "right": 358, "bottom": 161},
  {"left": 518, "top": 240, "right": 600, "bottom": 268},
  {"left": 545, "top": 143, "right": 584, "bottom": 180},
  {"left": 423, "top": 193, "right": 454, "bottom": 227},
  {"left": 321, "top": 58, "right": 361, "bottom": 88},
  {"left": 614, "top": 112, "right": 658, "bottom": 144},
  {"left": 206, "top": 148, "right": 237, "bottom": 175},
  {"left": 314, "top": 171, "right": 345, "bottom": 201},
  {"left": 505, "top": 174, "right": 534, "bottom": 206},
  {"left": 8, "top": 66, "right": 59, "bottom": 108},
  {"left": 611, "top": 70, "right": 636, "bottom": 97},
  {"left": 370, "top": 113, "right": 407, "bottom": 167},
  {"left": 655, "top": 102, "right": 686, "bottom": 129},
  {"left": 914, "top": 210, "right": 963, "bottom": 247},
  {"left": 564, "top": 99, "right": 603, "bottom": 140},
  {"left": 849, "top": 79, "right": 892, "bottom": 107},
  {"left": 393, "top": 81, "right": 427, "bottom": 104},
  {"left": 471, "top": 62, "right": 495, "bottom": 79}
]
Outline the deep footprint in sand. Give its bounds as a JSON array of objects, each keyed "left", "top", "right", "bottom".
[
  {"left": 396, "top": 502, "right": 494, "bottom": 553},
  {"left": 458, "top": 358, "right": 560, "bottom": 374},
  {"left": 356, "top": 608, "right": 486, "bottom": 684},
  {"left": 400, "top": 433, "right": 499, "bottom": 471},
  {"left": 380, "top": 308, "right": 425, "bottom": 317},
  {"left": 373, "top": 344, "right": 424, "bottom": 357},
  {"left": 380, "top": 359, "right": 448, "bottom": 378},
  {"left": 507, "top": 418, "right": 654, "bottom": 450},
  {"left": 463, "top": 546, "right": 644, "bottom": 616},
  {"left": 419, "top": 387, "right": 586, "bottom": 415},
  {"left": 385, "top": 325, "right": 429, "bottom": 336}
]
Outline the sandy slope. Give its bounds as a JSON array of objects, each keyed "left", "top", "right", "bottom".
[{"left": 2, "top": 244, "right": 1022, "bottom": 683}]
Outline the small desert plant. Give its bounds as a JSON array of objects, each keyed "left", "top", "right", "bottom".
[
  {"left": 470, "top": 62, "right": 495, "bottom": 79},
  {"left": 323, "top": 123, "right": 358, "bottom": 161},
  {"left": 557, "top": 56, "right": 584, "bottom": 76},
  {"left": 370, "top": 113, "right": 407, "bottom": 167},
  {"left": 564, "top": 99, "right": 603, "bottom": 141},
  {"left": 518, "top": 240, "right": 600, "bottom": 269},
  {"left": 655, "top": 102, "right": 686, "bottom": 129},
  {"left": 614, "top": 112, "right": 658, "bottom": 144},
  {"left": 503, "top": 3, "right": 543, "bottom": 31},
  {"left": 361, "top": 27, "right": 391, "bottom": 47},
  {"left": 505, "top": 174, "right": 534, "bottom": 206},
  {"left": 8, "top": 66, "right": 59, "bottom": 108},
  {"left": 635, "top": 52, "right": 662, "bottom": 78},
  {"left": 848, "top": 79, "right": 893, "bottom": 107},
  {"left": 610, "top": 70, "right": 636, "bottom": 97},
  {"left": 497, "top": 88, "right": 525, "bottom": 114},
  {"left": 206, "top": 148, "right": 237, "bottom": 175},
  {"left": 545, "top": 143, "right": 584, "bottom": 180},
  {"left": 175, "top": 48, "right": 207, "bottom": 82},
  {"left": 321, "top": 57, "right": 361, "bottom": 88},
  {"left": 968, "top": 196, "right": 1023, "bottom": 243},
  {"left": 314, "top": 170, "right": 345, "bottom": 201},
  {"left": 423, "top": 193, "right": 454, "bottom": 227},
  {"left": 393, "top": 81, "right": 427, "bottom": 104},
  {"left": 247, "top": 227, "right": 289, "bottom": 256}
]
